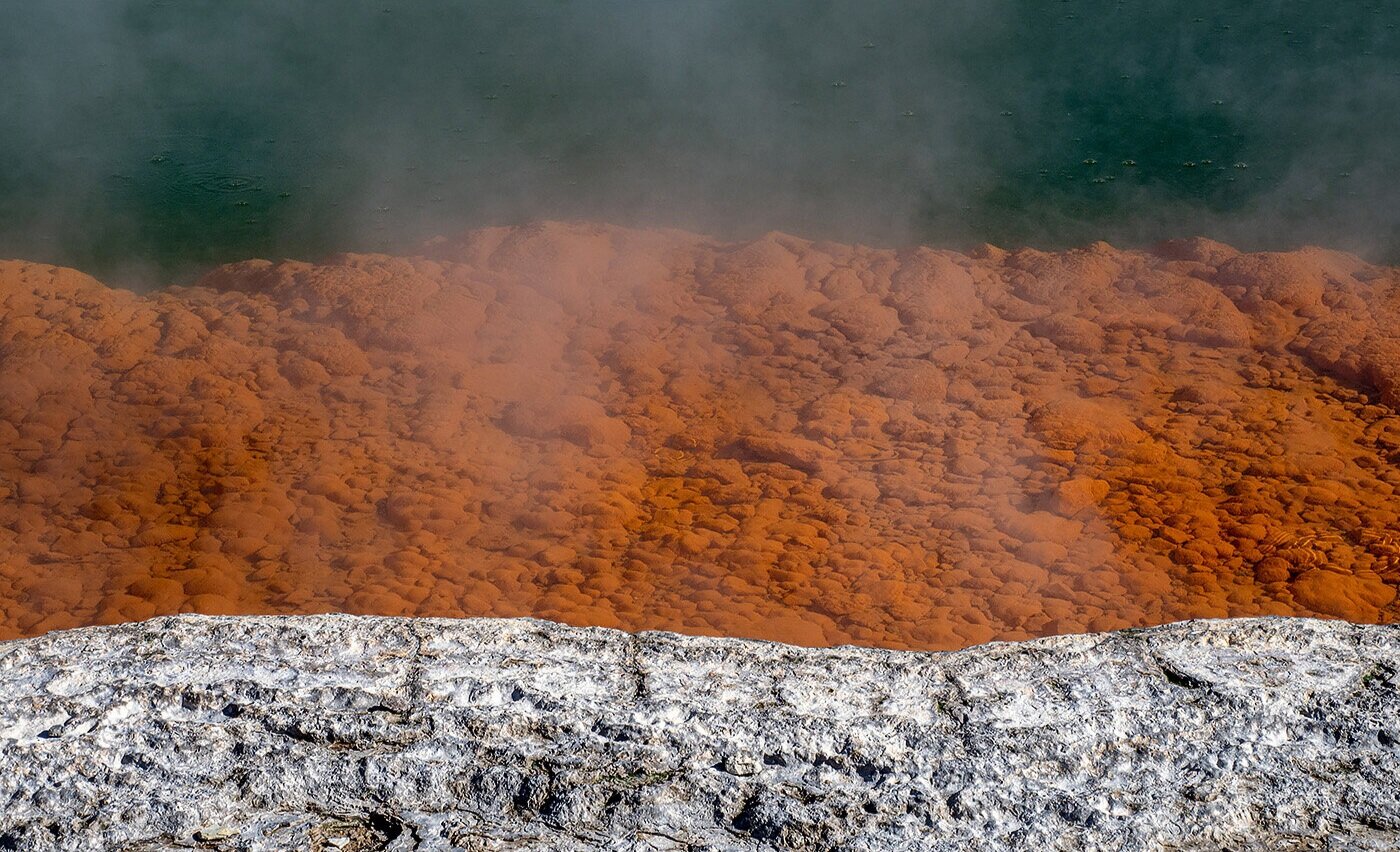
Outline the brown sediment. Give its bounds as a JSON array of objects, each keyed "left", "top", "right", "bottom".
[{"left": 1, "top": 221, "right": 1398, "bottom": 648}]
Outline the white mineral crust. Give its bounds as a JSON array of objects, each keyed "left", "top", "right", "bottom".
[{"left": 0, "top": 614, "right": 1396, "bottom": 850}]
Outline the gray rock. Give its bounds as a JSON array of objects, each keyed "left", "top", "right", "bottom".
[{"left": 0, "top": 614, "right": 1396, "bottom": 850}]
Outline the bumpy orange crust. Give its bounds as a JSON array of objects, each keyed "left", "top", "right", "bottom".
[{"left": 1, "top": 222, "right": 1397, "bottom": 648}]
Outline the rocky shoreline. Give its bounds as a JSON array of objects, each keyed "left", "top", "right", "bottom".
[{"left": 0, "top": 614, "right": 1395, "bottom": 849}]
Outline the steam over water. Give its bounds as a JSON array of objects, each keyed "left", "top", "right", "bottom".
[
  {"left": 0, "top": 4, "right": 1397, "bottom": 647},
  {"left": 1, "top": 1, "right": 1397, "bottom": 284}
]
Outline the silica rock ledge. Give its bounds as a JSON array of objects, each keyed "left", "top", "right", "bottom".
[{"left": 0, "top": 615, "right": 1396, "bottom": 850}]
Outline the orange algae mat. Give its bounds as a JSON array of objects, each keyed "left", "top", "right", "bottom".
[{"left": 2, "top": 221, "right": 1399, "bottom": 649}]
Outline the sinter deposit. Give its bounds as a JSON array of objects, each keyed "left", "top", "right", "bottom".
[
  {"left": 2, "top": 223, "right": 1400, "bottom": 646},
  {"left": 0, "top": 614, "right": 1396, "bottom": 849}
]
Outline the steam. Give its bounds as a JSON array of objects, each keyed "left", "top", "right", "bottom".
[{"left": 0, "top": 0, "right": 1396, "bottom": 286}]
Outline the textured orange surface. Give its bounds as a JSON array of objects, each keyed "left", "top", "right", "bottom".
[{"left": 1, "top": 222, "right": 1398, "bottom": 648}]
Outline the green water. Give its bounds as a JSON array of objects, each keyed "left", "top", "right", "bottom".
[{"left": 1, "top": 0, "right": 1396, "bottom": 285}]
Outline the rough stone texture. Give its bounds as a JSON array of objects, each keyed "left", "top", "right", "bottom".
[{"left": 0, "top": 614, "right": 1397, "bottom": 850}]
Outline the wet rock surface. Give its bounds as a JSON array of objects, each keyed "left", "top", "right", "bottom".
[
  {"left": 2, "top": 223, "right": 1400, "bottom": 647},
  {"left": 0, "top": 614, "right": 1396, "bottom": 850}
]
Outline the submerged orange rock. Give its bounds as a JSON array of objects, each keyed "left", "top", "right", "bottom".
[{"left": 1, "top": 222, "right": 1398, "bottom": 648}]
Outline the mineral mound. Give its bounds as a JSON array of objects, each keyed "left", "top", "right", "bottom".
[
  {"left": 0, "top": 614, "right": 1397, "bottom": 850},
  {"left": 2, "top": 222, "right": 1399, "bottom": 647}
]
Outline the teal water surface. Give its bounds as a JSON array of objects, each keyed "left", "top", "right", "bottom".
[{"left": 1, "top": 0, "right": 1396, "bottom": 285}]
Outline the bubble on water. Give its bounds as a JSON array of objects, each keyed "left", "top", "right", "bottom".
[
  {"left": 902, "top": 110, "right": 915, "bottom": 117},
  {"left": 1233, "top": 162, "right": 1249, "bottom": 169},
  {"left": 195, "top": 175, "right": 261, "bottom": 194},
  {"left": 862, "top": 41, "right": 875, "bottom": 49},
  {"left": 1082, "top": 158, "right": 1097, "bottom": 165},
  {"left": 831, "top": 81, "right": 847, "bottom": 88},
  {"left": 1121, "top": 159, "right": 1137, "bottom": 166}
]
